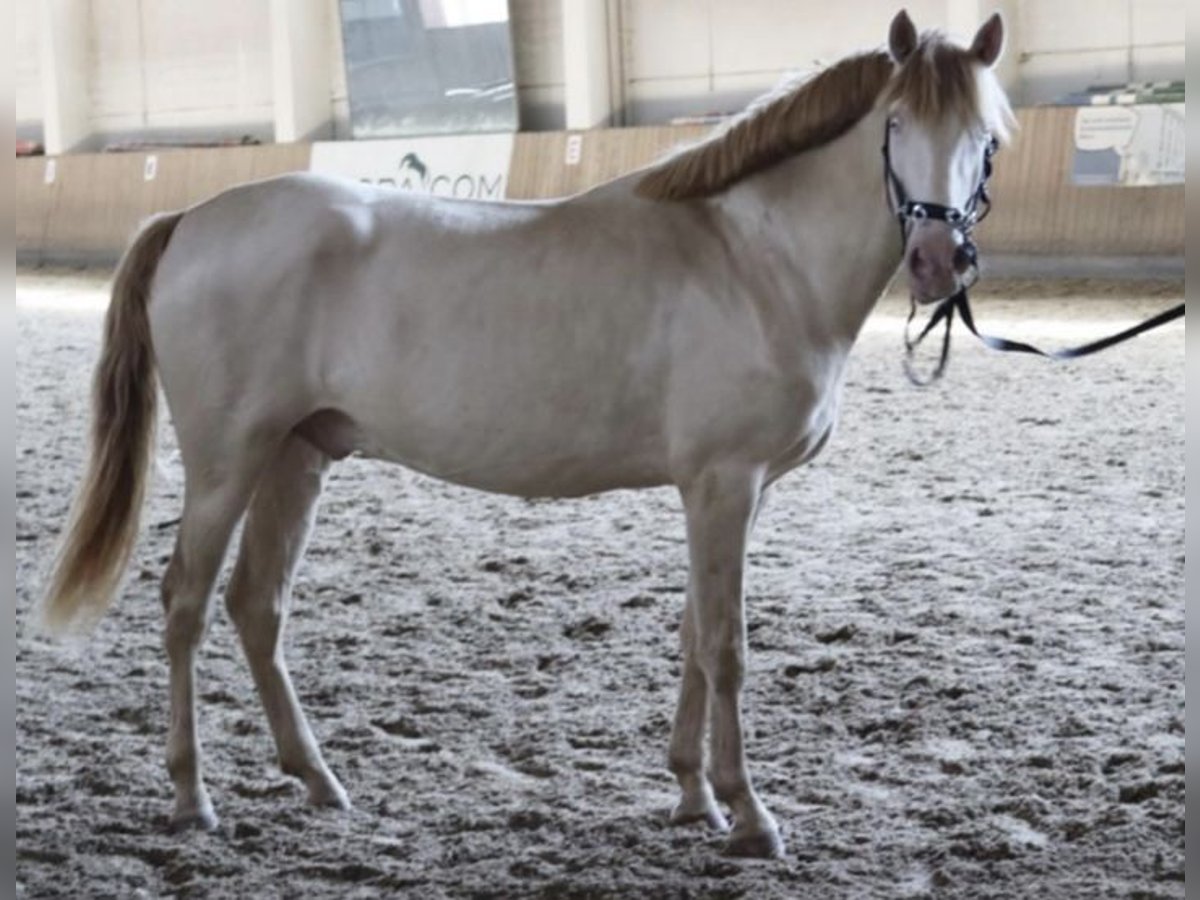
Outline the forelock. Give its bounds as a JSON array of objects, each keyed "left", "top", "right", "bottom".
[{"left": 885, "top": 31, "right": 1014, "bottom": 141}]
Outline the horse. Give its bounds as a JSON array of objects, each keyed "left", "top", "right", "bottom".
[{"left": 41, "top": 10, "right": 1013, "bottom": 859}]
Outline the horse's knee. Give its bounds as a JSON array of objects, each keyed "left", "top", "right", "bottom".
[
  {"left": 698, "top": 637, "right": 745, "bottom": 694},
  {"left": 160, "top": 553, "right": 183, "bottom": 612},
  {"left": 224, "top": 566, "right": 261, "bottom": 624}
]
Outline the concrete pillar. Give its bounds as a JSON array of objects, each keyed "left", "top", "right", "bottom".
[
  {"left": 562, "top": 0, "right": 612, "bottom": 130},
  {"left": 270, "top": 0, "right": 333, "bottom": 143},
  {"left": 38, "top": 0, "right": 90, "bottom": 154}
]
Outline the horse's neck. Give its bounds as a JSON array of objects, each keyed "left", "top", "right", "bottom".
[{"left": 714, "top": 106, "right": 902, "bottom": 349}]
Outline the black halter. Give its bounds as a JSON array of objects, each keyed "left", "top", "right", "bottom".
[
  {"left": 881, "top": 126, "right": 1184, "bottom": 385},
  {"left": 882, "top": 124, "right": 997, "bottom": 266}
]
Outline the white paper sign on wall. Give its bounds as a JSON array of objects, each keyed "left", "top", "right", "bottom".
[
  {"left": 1072, "top": 104, "right": 1184, "bottom": 186},
  {"left": 310, "top": 133, "right": 514, "bottom": 200},
  {"left": 1073, "top": 107, "right": 1138, "bottom": 151},
  {"left": 143, "top": 155, "right": 158, "bottom": 181},
  {"left": 565, "top": 134, "right": 583, "bottom": 166}
]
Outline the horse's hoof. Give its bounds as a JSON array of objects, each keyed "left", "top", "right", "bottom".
[
  {"left": 723, "top": 825, "right": 784, "bottom": 859},
  {"left": 306, "top": 776, "right": 351, "bottom": 811},
  {"left": 670, "top": 798, "right": 730, "bottom": 832},
  {"left": 169, "top": 804, "right": 219, "bottom": 833}
]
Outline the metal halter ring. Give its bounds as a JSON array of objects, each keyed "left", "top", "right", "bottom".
[{"left": 909, "top": 203, "right": 927, "bottom": 220}]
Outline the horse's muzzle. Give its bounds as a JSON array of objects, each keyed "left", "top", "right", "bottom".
[{"left": 906, "top": 222, "right": 970, "bottom": 303}]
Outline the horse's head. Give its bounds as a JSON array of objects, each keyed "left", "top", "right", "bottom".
[{"left": 883, "top": 10, "right": 1014, "bottom": 303}]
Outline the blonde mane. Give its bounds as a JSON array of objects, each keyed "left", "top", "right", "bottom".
[{"left": 636, "top": 32, "right": 1013, "bottom": 202}]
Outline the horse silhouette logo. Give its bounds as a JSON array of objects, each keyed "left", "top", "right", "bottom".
[{"left": 398, "top": 152, "right": 429, "bottom": 188}]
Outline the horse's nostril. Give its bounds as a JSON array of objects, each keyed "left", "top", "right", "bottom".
[
  {"left": 909, "top": 247, "right": 930, "bottom": 277},
  {"left": 952, "top": 244, "right": 974, "bottom": 274}
]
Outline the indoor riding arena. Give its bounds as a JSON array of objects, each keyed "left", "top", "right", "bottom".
[{"left": 15, "top": 3, "right": 1184, "bottom": 899}]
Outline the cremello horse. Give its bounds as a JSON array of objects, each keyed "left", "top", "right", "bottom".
[{"left": 44, "top": 10, "right": 1012, "bottom": 858}]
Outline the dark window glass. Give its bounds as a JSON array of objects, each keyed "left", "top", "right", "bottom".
[{"left": 340, "top": 0, "right": 518, "bottom": 137}]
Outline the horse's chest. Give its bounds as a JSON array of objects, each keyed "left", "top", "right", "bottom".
[
  {"left": 767, "top": 418, "right": 836, "bottom": 481},
  {"left": 764, "top": 388, "right": 841, "bottom": 480}
]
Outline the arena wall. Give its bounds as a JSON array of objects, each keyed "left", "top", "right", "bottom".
[
  {"left": 980, "top": 107, "right": 1183, "bottom": 257},
  {"left": 506, "top": 125, "right": 707, "bottom": 199},
  {"left": 16, "top": 144, "right": 311, "bottom": 266},
  {"left": 15, "top": 107, "right": 1182, "bottom": 266}
]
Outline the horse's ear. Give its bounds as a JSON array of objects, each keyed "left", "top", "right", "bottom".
[
  {"left": 888, "top": 9, "right": 918, "bottom": 65},
  {"left": 970, "top": 12, "right": 1005, "bottom": 67}
]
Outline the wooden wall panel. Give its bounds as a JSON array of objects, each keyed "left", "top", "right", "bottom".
[
  {"left": 979, "top": 107, "right": 1183, "bottom": 256},
  {"left": 17, "top": 144, "right": 311, "bottom": 265},
  {"left": 41, "top": 154, "right": 146, "bottom": 264},
  {"left": 507, "top": 111, "right": 1183, "bottom": 258},
  {"left": 15, "top": 159, "right": 57, "bottom": 259},
  {"left": 17, "top": 110, "right": 1181, "bottom": 265},
  {"left": 507, "top": 126, "right": 707, "bottom": 199}
]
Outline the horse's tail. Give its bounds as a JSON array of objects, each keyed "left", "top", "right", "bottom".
[{"left": 41, "top": 211, "right": 184, "bottom": 633}]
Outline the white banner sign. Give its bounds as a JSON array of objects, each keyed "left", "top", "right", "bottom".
[
  {"left": 310, "top": 133, "right": 514, "bottom": 200},
  {"left": 1072, "top": 104, "right": 1184, "bottom": 186}
]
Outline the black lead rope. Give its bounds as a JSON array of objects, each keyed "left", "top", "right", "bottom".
[
  {"left": 903, "top": 290, "right": 1186, "bottom": 386},
  {"left": 902, "top": 292, "right": 957, "bottom": 386},
  {"left": 883, "top": 126, "right": 1185, "bottom": 385}
]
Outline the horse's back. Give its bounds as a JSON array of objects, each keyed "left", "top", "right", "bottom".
[{"left": 162, "top": 173, "right": 386, "bottom": 276}]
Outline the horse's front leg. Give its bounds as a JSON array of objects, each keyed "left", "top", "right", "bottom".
[
  {"left": 667, "top": 594, "right": 729, "bottom": 831},
  {"left": 679, "top": 464, "right": 783, "bottom": 858}
]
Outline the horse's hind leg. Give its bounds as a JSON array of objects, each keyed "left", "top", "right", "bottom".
[
  {"left": 224, "top": 434, "right": 348, "bottom": 809},
  {"left": 162, "top": 443, "right": 270, "bottom": 831}
]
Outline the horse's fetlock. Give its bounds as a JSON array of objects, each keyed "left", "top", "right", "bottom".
[
  {"left": 166, "top": 746, "right": 197, "bottom": 782},
  {"left": 709, "top": 770, "right": 750, "bottom": 806},
  {"left": 668, "top": 747, "right": 702, "bottom": 779}
]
